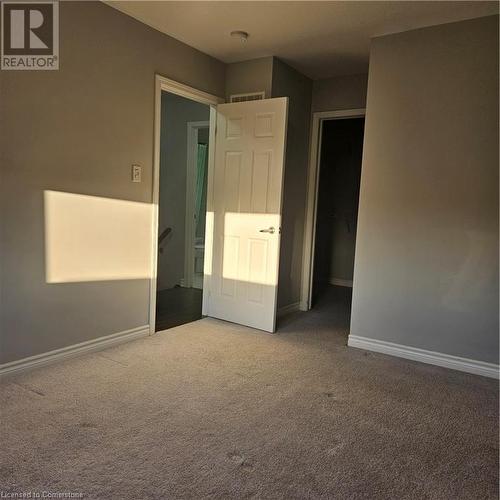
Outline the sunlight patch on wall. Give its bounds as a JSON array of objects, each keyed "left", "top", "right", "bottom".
[{"left": 44, "top": 190, "right": 153, "bottom": 283}]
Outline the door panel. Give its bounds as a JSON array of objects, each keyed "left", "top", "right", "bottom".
[{"left": 204, "top": 98, "right": 288, "bottom": 332}]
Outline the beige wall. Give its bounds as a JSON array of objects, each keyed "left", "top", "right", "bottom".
[
  {"left": 0, "top": 1, "right": 225, "bottom": 363},
  {"left": 351, "top": 16, "right": 499, "bottom": 363},
  {"left": 225, "top": 57, "right": 274, "bottom": 101},
  {"left": 312, "top": 74, "right": 368, "bottom": 112},
  {"left": 271, "top": 58, "right": 313, "bottom": 308}
]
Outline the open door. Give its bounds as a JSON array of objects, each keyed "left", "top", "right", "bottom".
[{"left": 203, "top": 97, "right": 288, "bottom": 332}]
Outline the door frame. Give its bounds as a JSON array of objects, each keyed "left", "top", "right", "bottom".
[
  {"left": 150, "top": 75, "right": 223, "bottom": 334},
  {"left": 300, "top": 108, "right": 365, "bottom": 311},
  {"left": 184, "top": 120, "right": 210, "bottom": 289}
]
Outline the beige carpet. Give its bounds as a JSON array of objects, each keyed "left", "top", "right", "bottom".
[{"left": 1, "top": 287, "right": 498, "bottom": 499}]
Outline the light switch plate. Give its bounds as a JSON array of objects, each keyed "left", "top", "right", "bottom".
[{"left": 132, "top": 164, "right": 141, "bottom": 183}]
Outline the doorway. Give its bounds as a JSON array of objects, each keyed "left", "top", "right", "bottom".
[
  {"left": 184, "top": 121, "right": 210, "bottom": 291},
  {"left": 151, "top": 77, "right": 289, "bottom": 334},
  {"left": 312, "top": 116, "right": 364, "bottom": 311},
  {"left": 155, "top": 92, "right": 209, "bottom": 331},
  {"left": 151, "top": 76, "right": 221, "bottom": 333},
  {"left": 301, "top": 109, "right": 365, "bottom": 317}
]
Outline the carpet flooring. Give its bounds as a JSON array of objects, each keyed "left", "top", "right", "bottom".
[{"left": 1, "top": 287, "right": 498, "bottom": 499}]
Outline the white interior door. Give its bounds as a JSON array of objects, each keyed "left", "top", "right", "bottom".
[{"left": 203, "top": 97, "right": 288, "bottom": 332}]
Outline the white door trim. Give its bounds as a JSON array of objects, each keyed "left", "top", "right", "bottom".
[
  {"left": 150, "top": 75, "right": 223, "bottom": 335},
  {"left": 184, "top": 120, "right": 210, "bottom": 289},
  {"left": 299, "top": 108, "right": 365, "bottom": 311}
]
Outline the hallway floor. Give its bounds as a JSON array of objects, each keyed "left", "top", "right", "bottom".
[
  {"left": 155, "top": 286, "right": 203, "bottom": 332},
  {"left": 1, "top": 287, "right": 498, "bottom": 499}
]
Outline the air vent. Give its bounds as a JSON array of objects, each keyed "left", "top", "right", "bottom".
[{"left": 230, "top": 91, "right": 265, "bottom": 103}]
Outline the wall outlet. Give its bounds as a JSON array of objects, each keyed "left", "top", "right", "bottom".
[{"left": 132, "top": 164, "right": 141, "bottom": 183}]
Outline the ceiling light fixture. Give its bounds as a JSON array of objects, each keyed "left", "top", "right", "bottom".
[{"left": 230, "top": 30, "right": 249, "bottom": 43}]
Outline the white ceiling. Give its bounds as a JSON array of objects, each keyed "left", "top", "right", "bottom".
[{"left": 106, "top": 1, "right": 498, "bottom": 79}]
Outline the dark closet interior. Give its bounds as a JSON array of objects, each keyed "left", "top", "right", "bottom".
[{"left": 312, "top": 117, "right": 365, "bottom": 308}]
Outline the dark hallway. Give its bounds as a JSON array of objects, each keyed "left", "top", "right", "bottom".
[{"left": 312, "top": 117, "right": 364, "bottom": 308}]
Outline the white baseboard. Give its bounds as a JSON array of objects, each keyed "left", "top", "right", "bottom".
[
  {"left": 0, "top": 325, "right": 150, "bottom": 378},
  {"left": 278, "top": 302, "right": 301, "bottom": 318},
  {"left": 329, "top": 277, "right": 353, "bottom": 287},
  {"left": 348, "top": 334, "right": 499, "bottom": 379}
]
